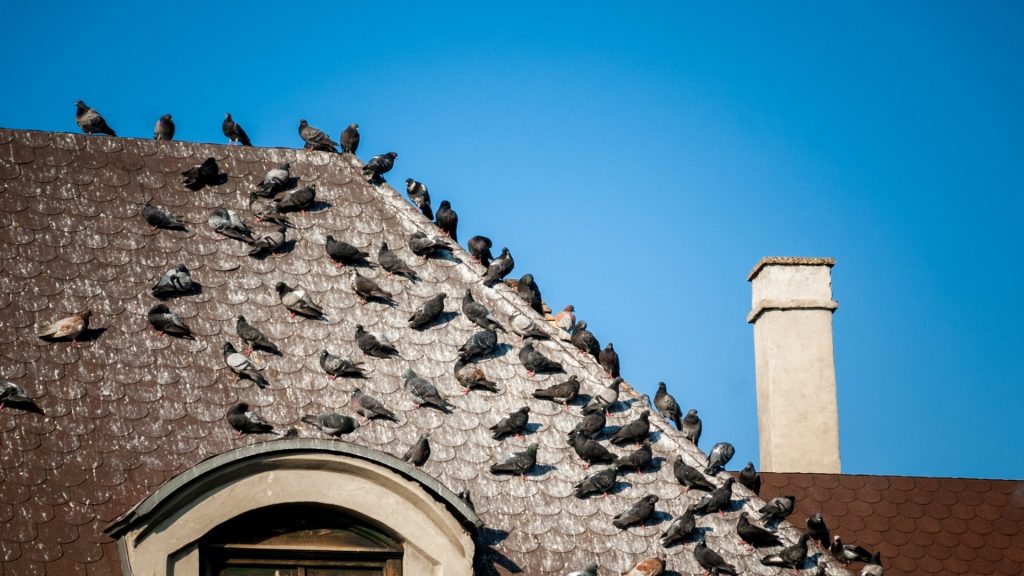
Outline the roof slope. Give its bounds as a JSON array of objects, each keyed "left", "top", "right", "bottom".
[{"left": 0, "top": 128, "right": 848, "bottom": 576}]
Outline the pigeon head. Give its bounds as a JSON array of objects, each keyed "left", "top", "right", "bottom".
[
  {"left": 605, "top": 342, "right": 615, "bottom": 350},
  {"left": 743, "top": 461, "right": 755, "bottom": 472},
  {"left": 526, "top": 443, "right": 538, "bottom": 455},
  {"left": 387, "top": 152, "right": 398, "bottom": 159},
  {"left": 401, "top": 368, "right": 416, "bottom": 379},
  {"left": 639, "top": 410, "right": 650, "bottom": 420},
  {"left": 567, "top": 375, "right": 580, "bottom": 384},
  {"left": 439, "top": 200, "right": 451, "bottom": 209},
  {"left": 521, "top": 273, "right": 535, "bottom": 285},
  {"left": 687, "top": 408, "right": 698, "bottom": 416},
  {"left": 645, "top": 494, "right": 660, "bottom": 504},
  {"left": 349, "top": 123, "right": 359, "bottom": 129},
  {"left": 175, "top": 264, "right": 189, "bottom": 273},
  {"left": 351, "top": 387, "right": 362, "bottom": 396},
  {"left": 500, "top": 247, "right": 510, "bottom": 256},
  {"left": 378, "top": 242, "right": 389, "bottom": 252},
  {"left": 437, "top": 292, "right": 447, "bottom": 300},
  {"left": 80, "top": 310, "right": 92, "bottom": 322},
  {"left": 724, "top": 477, "right": 736, "bottom": 487},
  {"left": 657, "top": 381, "right": 667, "bottom": 392},
  {"left": 462, "top": 290, "right": 474, "bottom": 301},
  {"left": 75, "top": 100, "right": 87, "bottom": 111},
  {"left": 319, "top": 349, "right": 328, "bottom": 359},
  {"left": 230, "top": 402, "right": 249, "bottom": 414},
  {"left": 405, "top": 178, "right": 414, "bottom": 186},
  {"left": 225, "top": 113, "right": 232, "bottom": 119},
  {"left": 565, "top": 304, "right": 575, "bottom": 312},
  {"left": 299, "top": 120, "right": 308, "bottom": 128},
  {"left": 280, "top": 162, "right": 290, "bottom": 170},
  {"left": 237, "top": 315, "right": 247, "bottom": 322},
  {"left": 519, "top": 406, "right": 531, "bottom": 414},
  {"left": 798, "top": 534, "right": 810, "bottom": 545},
  {"left": 609, "top": 377, "right": 622, "bottom": 390},
  {"left": 274, "top": 282, "right": 291, "bottom": 295},
  {"left": 161, "top": 114, "right": 172, "bottom": 121},
  {"left": 324, "top": 235, "right": 335, "bottom": 243},
  {"left": 355, "top": 324, "right": 365, "bottom": 331},
  {"left": 576, "top": 320, "right": 587, "bottom": 330},
  {"left": 222, "top": 342, "right": 238, "bottom": 355}
]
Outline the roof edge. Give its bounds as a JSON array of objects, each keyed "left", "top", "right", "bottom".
[{"left": 747, "top": 256, "right": 836, "bottom": 281}]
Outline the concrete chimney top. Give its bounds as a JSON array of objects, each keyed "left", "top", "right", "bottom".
[{"left": 748, "top": 257, "right": 841, "bottom": 473}]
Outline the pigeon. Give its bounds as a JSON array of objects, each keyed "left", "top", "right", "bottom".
[
  {"left": 350, "top": 387, "right": 397, "bottom": 423},
  {"left": 581, "top": 377, "right": 621, "bottom": 414},
  {"left": 569, "top": 409, "right": 606, "bottom": 439},
  {"left": 319, "top": 349, "right": 367, "bottom": 379},
  {"left": 831, "top": 536, "right": 873, "bottom": 564},
  {"left": 247, "top": 192, "right": 290, "bottom": 226},
  {"left": 511, "top": 314, "right": 549, "bottom": 340},
  {"left": 806, "top": 512, "right": 830, "bottom": 548},
  {"left": 275, "top": 282, "right": 325, "bottom": 319},
  {"left": 570, "top": 321, "right": 600, "bottom": 358},
  {"left": 598, "top": 343, "right": 620, "bottom": 378},
  {"left": 402, "top": 434, "right": 431, "bottom": 466},
  {"left": 38, "top": 311, "right": 91, "bottom": 343},
  {"left": 408, "top": 231, "right": 451, "bottom": 258},
  {"left": 461, "top": 291, "right": 503, "bottom": 332},
  {"left": 281, "top": 427, "right": 300, "bottom": 439},
  {"left": 255, "top": 163, "right": 290, "bottom": 197},
  {"left": 458, "top": 329, "right": 498, "bottom": 361},
  {"left": 148, "top": 304, "right": 194, "bottom": 339},
  {"left": 454, "top": 357, "right": 499, "bottom": 394},
  {"left": 434, "top": 200, "right": 458, "bottom": 241},
  {"left": 551, "top": 304, "right": 576, "bottom": 333},
  {"left": 759, "top": 495, "right": 796, "bottom": 523},
  {"left": 274, "top": 185, "right": 316, "bottom": 213},
  {"left": 609, "top": 410, "right": 650, "bottom": 445},
  {"left": 672, "top": 456, "right": 716, "bottom": 492},
  {"left": 574, "top": 466, "right": 618, "bottom": 498},
  {"left": 227, "top": 402, "right": 277, "bottom": 435},
  {"left": 490, "top": 407, "right": 530, "bottom": 439},
  {"left": 660, "top": 506, "right": 697, "bottom": 547},
  {"left": 861, "top": 552, "right": 884, "bottom": 576},
  {"left": 301, "top": 412, "right": 358, "bottom": 437},
  {"left": 467, "top": 235, "right": 493, "bottom": 267},
  {"left": 222, "top": 342, "right": 269, "bottom": 388},
  {"left": 143, "top": 201, "right": 187, "bottom": 230},
  {"left": 532, "top": 375, "right": 579, "bottom": 407},
  {"left": 75, "top": 100, "right": 116, "bottom": 136},
  {"left": 482, "top": 247, "right": 514, "bottom": 287},
  {"left": 566, "top": 565, "right": 598, "bottom": 576},
  {"left": 694, "top": 538, "right": 739, "bottom": 576},
  {"left": 402, "top": 368, "right": 453, "bottom": 411},
  {"left": 340, "top": 123, "right": 359, "bottom": 154},
  {"left": 0, "top": 379, "right": 32, "bottom": 411},
  {"left": 325, "top": 235, "right": 370, "bottom": 268},
  {"left": 762, "top": 534, "right": 810, "bottom": 570},
  {"left": 351, "top": 272, "right": 394, "bottom": 304},
  {"left": 653, "top": 382, "right": 682, "bottom": 429},
  {"left": 519, "top": 341, "right": 564, "bottom": 375},
  {"left": 568, "top": 433, "right": 617, "bottom": 466},
  {"left": 489, "top": 443, "right": 538, "bottom": 476},
  {"left": 299, "top": 119, "right": 338, "bottom": 152},
  {"left": 623, "top": 558, "right": 665, "bottom": 576},
  {"left": 181, "top": 157, "right": 219, "bottom": 189},
  {"left": 377, "top": 242, "right": 417, "bottom": 280},
  {"left": 738, "top": 512, "right": 783, "bottom": 548},
  {"left": 739, "top": 461, "right": 762, "bottom": 495},
  {"left": 208, "top": 207, "right": 253, "bottom": 243},
  {"left": 612, "top": 494, "right": 658, "bottom": 529},
  {"left": 235, "top": 315, "right": 281, "bottom": 354},
  {"left": 354, "top": 325, "right": 399, "bottom": 358},
  {"left": 517, "top": 273, "right": 544, "bottom": 314},
  {"left": 613, "top": 440, "right": 652, "bottom": 473},
  {"left": 151, "top": 265, "right": 196, "bottom": 298},
  {"left": 222, "top": 113, "right": 252, "bottom": 146},
  {"left": 692, "top": 477, "right": 735, "bottom": 515},
  {"left": 247, "top": 223, "right": 287, "bottom": 257},
  {"left": 404, "top": 179, "right": 433, "bottom": 219},
  {"left": 408, "top": 293, "right": 445, "bottom": 328},
  {"left": 154, "top": 114, "right": 175, "bottom": 140},
  {"left": 681, "top": 409, "right": 702, "bottom": 447},
  {"left": 363, "top": 152, "right": 397, "bottom": 183},
  {"left": 705, "top": 442, "right": 735, "bottom": 475}
]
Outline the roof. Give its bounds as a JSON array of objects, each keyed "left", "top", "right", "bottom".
[
  {"left": 759, "top": 472, "right": 1024, "bottom": 576},
  {"left": 0, "top": 127, "right": 847, "bottom": 576}
]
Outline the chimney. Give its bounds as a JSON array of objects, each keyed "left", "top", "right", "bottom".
[{"left": 747, "top": 257, "right": 841, "bottom": 473}]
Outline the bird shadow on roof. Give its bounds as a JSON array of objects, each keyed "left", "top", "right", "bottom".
[
  {"left": 474, "top": 527, "right": 522, "bottom": 575},
  {"left": 77, "top": 327, "right": 108, "bottom": 343},
  {"left": 415, "top": 311, "right": 458, "bottom": 331},
  {"left": 305, "top": 200, "right": 332, "bottom": 214},
  {"left": 248, "top": 239, "right": 297, "bottom": 261},
  {"left": 520, "top": 422, "right": 542, "bottom": 437},
  {"left": 2, "top": 400, "right": 44, "bottom": 415},
  {"left": 184, "top": 173, "right": 228, "bottom": 191},
  {"left": 525, "top": 464, "right": 558, "bottom": 478}
]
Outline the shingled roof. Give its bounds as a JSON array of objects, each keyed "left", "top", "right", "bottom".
[{"left": 0, "top": 127, "right": 854, "bottom": 576}]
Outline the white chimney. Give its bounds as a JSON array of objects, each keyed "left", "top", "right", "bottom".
[{"left": 747, "top": 257, "right": 841, "bottom": 473}]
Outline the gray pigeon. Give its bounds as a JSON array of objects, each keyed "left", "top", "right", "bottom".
[
  {"left": 378, "top": 242, "right": 417, "bottom": 280},
  {"left": 672, "top": 456, "right": 715, "bottom": 492},
  {"left": 532, "top": 375, "right": 579, "bottom": 407},
  {"left": 692, "top": 477, "right": 735, "bottom": 516},
  {"left": 511, "top": 315, "right": 549, "bottom": 340},
  {"left": 275, "top": 282, "right": 325, "bottom": 319},
  {"left": 806, "top": 512, "right": 830, "bottom": 548},
  {"left": 570, "top": 320, "right": 600, "bottom": 358},
  {"left": 694, "top": 538, "right": 738, "bottom": 575},
  {"left": 143, "top": 201, "right": 187, "bottom": 230},
  {"left": 653, "top": 381, "right": 681, "bottom": 429},
  {"left": 247, "top": 223, "right": 286, "bottom": 257},
  {"left": 574, "top": 466, "right": 618, "bottom": 498},
  {"left": 352, "top": 272, "right": 393, "bottom": 303},
  {"left": 435, "top": 200, "right": 458, "bottom": 240},
  {"left": 581, "top": 377, "right": 621, "bottom": 414},
  {"left": 489, "top": 407, "right": 530, "bottom": 439},
  {"left": 236, "top": 315, "right": 281, "bottom": 354},
  {"left": 566, "top": 565, "right": 598, "bottom": 576},
  {"left": 301, "top": 413, "right": 358, "bottom": 437},
  {"left": 275, "top": 185, "right": 316, "bottom": 213},
  {"left": 350, "top": 388, "right": 397, "bottom": 422},
  {"left": 222, "top": 342, "right": 269, "bottom": 388},
  {"left": 454, "top": 358, "right": 499, "bottom": 394},
  {"left": 519, "top": 341, "right": 564, "bottom": 375},
  {"left": 482, "top": 247, "right": 514, "bottom": 287},
  {"left": 326, "top": 236, "right": 371, "bottom": 267},
  {"left": 255, "top": 163, "right": 290, "bottom": 197},
  {"left": 681, "top": 408, "right": 702, "bottom": 447},
  {"left": 461, "top": 291, "right": 503, "bottom": 332},
  {"left": 831, "top": 535, "right": 873, "bottom": 564},
  {"left": 468, "top": 235, "right": 493, "bottom": 267},
  {"left": 408, "top": 231, "right": 451, "bottom": 258},
  {"left": 705, "top": 441, "right": 735, "bottom": 475},
  {"left": 517, "top": 273, "right": 544, "bottom": 314},
  {"left": 319, "top": 349, "right": 367, "bottom": 379},
  {"left": 248, "top": 192, "right": 290, "bottom": 226},
  {"left": 612, "top": 494, "right": 658, "bottom": 529},
  {"left": 598, "top": 342, "right": 620, "bottom": 378},
  {"left": 739, "top": 461, "right": 762, "bottom": 495},
  {"left": 354, "top": 325, "right": 398, "bottom": 358},
  {"left": 405, "top": 179, "right": 433, "bottom": 219},
  {"left": 569, "top": 409, "right": 606, "bottom": 439},
  {"left": 0, "top": 379, "right": 33, "bottom": 410},
  {"left": 738, "top": 512, "right": 783, "bottom": 548},
  {"left": 363, "top": 152, "right": 397, "bottom": 183},
  {"left": 660, "top": 506, "right": 697, "bottom": 547},
  {"left": 181, "top": 157, "right": 219, "bottom": 189},
  {"left": 458, "top": 329, "right": 498, "bottom": 361},
  {"left": 151, "top": 264, "right": 196, "bottom": 298},
  {"left": 154, "top": 114, "right": 175, "bottom": 140},
  {"left": 613, "top": 440, "right": 652, "bottom": 474},
  {"left": 489, "top": 443, "right": 538, "bottom": 476},
  {"left": 222, "top": 113, "right": 252, "bottom": 146},
  {"left": 148, "top": 304, "right": 193, "bottom": 340},
  {"left": 762, "top": 534, "right": 810, "bottom": 570},
  {"left": 568, "top": 434, "right": 617, "bottom": 467},
  {"left": 340, "top": 123, "right": 359, "bottom": 154},
  {"left": 402, "top": 434, "right": 431, "bottom": 466},
  {"left": 299, "top": 119, "right": 338, "bottom": 152},
  {"left": 402, "top": 368, "right": 453, "bottom": 412},
  {"left": 609, "top": 410, "right": 650, "bottom": 445},
  {"left": 227, "top": 402, "right": 277, "bottom": 435},
  {"left": 408, "top": 293, "right": 445, "bottom": 328},
  {"left": 758, "top": 495, "right": 795, "bottom": 523},
  {"left": 75, "top": 100, "right": 116, "bottom": 136},
  {"left": 209, "top": 207, "right": 253, "bottom": 243}
]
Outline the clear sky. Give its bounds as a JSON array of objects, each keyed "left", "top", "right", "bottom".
[{"left": 4, "top": 2, "right": 1022, "bottom": 479}]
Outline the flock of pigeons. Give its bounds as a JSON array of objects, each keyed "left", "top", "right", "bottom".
[{"left": 0, "top": 102, "right": 885, "bottom": 576}]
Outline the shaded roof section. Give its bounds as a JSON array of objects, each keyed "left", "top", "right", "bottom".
[
  {"left": 759, "top": 472, "right": 1024, "bottom": 576},
  {"left": 0, "top": 128, "right": 845, "bottom": 576}
]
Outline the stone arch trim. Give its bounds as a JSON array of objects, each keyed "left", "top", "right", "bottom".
[{"left": 105, "top": 439, "right": 479, "bottom": 576}]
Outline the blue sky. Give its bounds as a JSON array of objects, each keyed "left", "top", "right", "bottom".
[{"left": 4, "top": 2, "right": 1022, "bottom": 479}]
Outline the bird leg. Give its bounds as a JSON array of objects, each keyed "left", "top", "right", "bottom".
[
  {"left": 334, "top": 261, "right": 344, "bottom": 269},
  {"left": 289, "top": 312, "right": 296, "bottom": 319},
  {"left": 527, "top": 371, "right": 536, "bottom": 377},
  {"left": 462, "top": 387, "right": 471, "bottom": 395},
  {"left": 329, "top": 374, "right": 337, "bottom": 380}
]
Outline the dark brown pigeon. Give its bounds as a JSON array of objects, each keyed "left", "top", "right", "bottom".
[
  {"left": 154, "top": 114, "right": 175, "bottom": 140},
  {"left": 222, "top": 113, "right": 251, "bottom": 146},
  {"left": 299, "top": 119, "right": 338, "bottom": 152},
  {"left": 227, "top": 403, "right": 277, "bottom": 436},
  {"left": 340, "top": 123, "right": 359, "bottom": 154},
  {"left": 435, "top": 200, "right": 458, "bottom": 241},
  {"left": 468, "top": 235, "right": 494, "bottom": 267},
  {"left": 612, "top": 494, "right": 658, "bottom": 529},
  {"left": 75, "top": 100, "right": 116, "bottom": 136}
]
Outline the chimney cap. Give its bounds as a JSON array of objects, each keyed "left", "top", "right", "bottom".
[{"left": 747, "top": 256, "right": 836, "bottom": 281}]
